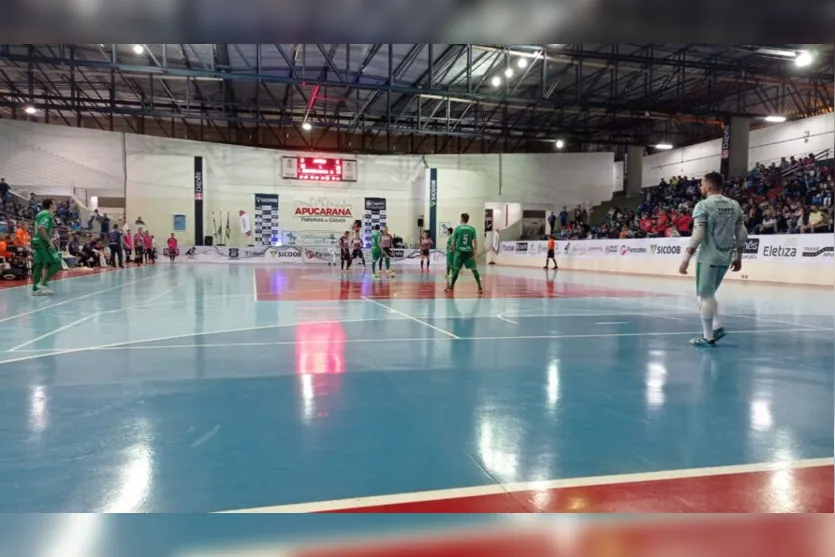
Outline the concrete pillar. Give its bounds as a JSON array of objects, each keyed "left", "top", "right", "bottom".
[
  {"left": 625, "top": 145, "right": 644, "bottom": 197},
  {"left": 720, "top": 116, "right": 750, "bottom": 180}
]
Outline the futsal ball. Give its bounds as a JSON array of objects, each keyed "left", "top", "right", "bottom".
[{"left": 390, "top": 272, "right": 396, "bottom": 278}]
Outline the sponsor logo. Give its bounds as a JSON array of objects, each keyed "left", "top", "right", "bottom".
[
  {"left": 620, "top": 245, "right": 647, "bottom": 255},
  {"left": 429, "top": 179, "right": 437, "bottom": 207},
  {"left": 570, "top": 244, "right": 587, "bottom": 254},
  {"left": 228, "top": 248, "right": 239, "bottom": 259},
  {"left": 255, "top": 194, "right": 278, "bottom": 207},
  {"left": 605, "top": 245, "right": 619, "bottom": 254},
  {"left": 365, "top": 198, "right": 386, "bottom": 211},
  {"left": 802, "top": 246, "right": 834, "bottom": 258},
  {"left": 515, "top": 242, "right": 528, "bottom": 253},
  {"left": 294, "top": 197, "right": 353, "bottom": 222},
  {"left": 763, "top": 245, "right": 797, "bottom": 258},
  {"left": 391, "top": 249, "right": 405, "bottom": 259},
  {"left": 743, "top": 238, "right": 760, "bottom": 254},
  {"left": 266, "top": 247, "right": 301, "bottom": 258},
  {"left": 294, "top": 207, "right": 353, "bottom": 217},
  {"left": 501, "top": 243, "right": 515, "bottom": 253},
  {"left": 649, "top": 244, "right": 681, "bottom": 255},
  {"left": 194, "top": 170, "right": 203, "bottom": 201},
  {"left": 537, "top": 243, "right": 550, "bottom": 255},
  {"left": 588, "top": 246, "right": 604, "bottom": 253},
  {"left": 305, "top": 249, "right": 333, "bottom": 260}
]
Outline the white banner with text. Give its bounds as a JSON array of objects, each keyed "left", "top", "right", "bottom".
[{"left": 500, "top": 234, "right": 834, "bottom": 265}]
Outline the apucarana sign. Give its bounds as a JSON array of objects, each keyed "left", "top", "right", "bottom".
[
  {"left": 293, "top": 197, "right": 355, "bottom": 225},
  {"left": 499, "top": 235, "right": 834, "bottom": 265}
]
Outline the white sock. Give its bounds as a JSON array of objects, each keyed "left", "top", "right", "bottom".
[
  {"left": 699, "top": 297, "right": 717, "bottom": 339},
  {"left": 712, "top": 301, "right": 723, "bottom": 331}
]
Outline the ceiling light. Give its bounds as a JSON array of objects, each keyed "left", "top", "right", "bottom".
[
  {"left": 516, "top": 58, "right": 528, "bottom": 69},
  {"left": 301, "top": 122, "right": 312, "bottom": 131},
  {"left": 555, "top": 139, "right": 565, "bottom": 149},
  {"left": 504, "top": 68, "right": 514, "bottom": 78},
  {"left": 132, "top": 44, "right": 145, "bottom": 55},
  {"left": 764, "top": 115, "right": 787, "bottom": 123},
  {"left": 491, "top": 76, "right": 501, "bottom": 87},
  {"left": 24, "top": 106, "right": 37, "bottom": 115},
  {"left": 795, "top": 50, "right": 813, "bottom": 68},
  {"left": 654, "top": 143, "right": 674, "bottom": 150}
]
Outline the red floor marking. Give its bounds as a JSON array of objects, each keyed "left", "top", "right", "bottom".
[
  {"left": 0, "top": 267, "right": 119, "bottom": 289},
  {"left": 325, "top": 465, "right": 833, "bottom": 513},
  {"left": 254, "top": 268, "right": 661, "bottom": 301},
  {"left": 264, "top": 517, "right": 832, "bottom": 557}
]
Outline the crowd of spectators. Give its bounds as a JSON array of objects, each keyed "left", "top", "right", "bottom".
[
  {"left": 0, "top": 178, "right": 162, "bottom": 274},
  {"left": 555, "top": 153, "right": 834, "bottom": 240}
]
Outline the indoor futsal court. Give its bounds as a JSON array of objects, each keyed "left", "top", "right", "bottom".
[{"left": 0, "top": 263, "right": 831, "bottom": 513}]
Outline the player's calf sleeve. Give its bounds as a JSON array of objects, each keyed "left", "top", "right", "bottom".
[
  {"left": 32, "top": 266, "right": 43, "bottom": 288},
  {"left": 450, "top": 267, "right": 461, "bottom": 288},
  {"left": 385, "top": 258, "right": 390, "bottom": 271},
  {"left": 472, "top": 269, "right": 483, "bottom": 289}
]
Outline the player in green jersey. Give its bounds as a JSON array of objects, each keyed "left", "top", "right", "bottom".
[
  {"left": 445, "top": 213, "right": 483, "bottom": 295},
  {"left": 31, "top": 199, "right": 62, "bottom": 296},
  {"left": 370, "top": 225, "right": 392, "bottom": 278},
  {"left": 679, "top": 171, "right": 747, "bottom": 347},
  {"left": 445, "top": 229, "right": 455, "bottom": 278}
]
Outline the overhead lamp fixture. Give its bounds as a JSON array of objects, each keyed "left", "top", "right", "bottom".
[
  {"left": 301, "top": 122, "right": 312, "bottom": 131},
  {"left": 755, "top": 47, "right": 798, "bottom": 59},
  {"left": 517, "top": 58, "right": 528, "bottom": 69},
  {"left": 764, "top": 115, "right": 787, "bottom": 123},
  {"left": 654, "top": 143, "right": 674, "bottom": 150},
  {"left": 132, "top": 44, "right": 145, "bottom": 55},
  {"left": 504, "top": 68, "right": 514, "bottom": 78},
  {"left": 794, "top": 50, "right": 813, "bottom": 67},
  {"left": 24, "top": 106, "right": 37, "bottom": 115},
  {"left": 555, "top": 139, "right": 565, "bottom": 149},
  {"left": 490, "top": 76, "right": 501, "bottom": 87}
]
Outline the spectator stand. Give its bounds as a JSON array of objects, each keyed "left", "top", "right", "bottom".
[{"left": 563, "top": 148, "right": 833, "bottom": 242}]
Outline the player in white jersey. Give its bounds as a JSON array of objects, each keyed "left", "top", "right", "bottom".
[{"left": 679, "top": 171, "right": 748, "bottom": 347}]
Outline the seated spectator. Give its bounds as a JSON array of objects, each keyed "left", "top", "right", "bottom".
[{"left": 0, "top": 178, "right": 9, "bottom": 203}]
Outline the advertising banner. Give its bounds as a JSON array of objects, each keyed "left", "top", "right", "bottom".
[
  {"left": 253, "top": 194, "right": 279, "bottom": 246},
  {"left": 429, "top": 168, "right": 438, "bottom": 246},
  {"left": 499, "top": 235, "right": 833, "bottom": 265},
  {"left": 363, "top": 197, "right": 387, "bottom": 247},
  {"left": 194, "top": 156, "right": 204, "bottom": 245}
]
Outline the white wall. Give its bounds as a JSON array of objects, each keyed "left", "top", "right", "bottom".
[
  {"left": 642, "top": 112, "right": 834, "bottom": 186},
  {"left": 612, "top": 160, "right": 624, "bottom": 194},
  {"left": 2, "top": 119, "right": 616, "bottom": 246}
]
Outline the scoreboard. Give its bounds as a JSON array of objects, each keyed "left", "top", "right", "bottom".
[{"left": 281, "top": 156, "right": 357, "bottom": 182}]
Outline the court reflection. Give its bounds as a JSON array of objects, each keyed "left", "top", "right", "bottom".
[{"left": 295, "top": 321, "right": 346, "bottom": 424}]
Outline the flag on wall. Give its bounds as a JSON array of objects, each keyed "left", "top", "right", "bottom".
[
  {"left": 363, "top": 197, "right": 387, "bottom": 246},
  {"left": 254, "top": 194, "right": 279, "bottom": 245}
]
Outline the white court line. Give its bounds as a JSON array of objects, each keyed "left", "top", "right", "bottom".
[
  {"left": 361, "top": 296, "right": 459, "bottom": 339},
  {"left": 0, "top": 265, "right": 135, "bottom": 293},
  {"left": 640, "top": 299, "right": 833, "bottom": 331},
  {"left": 9, "top": 326, "right": 827, "bottom": 355},
  {"left": 140, "top": 285, "right": 179, "bottom": 305},
  {"left": 8, "top": 313, "right": 100, "bottom": 352},
  {"left": 597, "top": 322, "right": 629, "bottom": 325},
  {"left": 496, "top": 315, "right": 518, "bottom": 325},
  {"left": 0, "top": 269, "right": 175, "bottom": 326},
  {"left": 7, "top": 281, "right": 183, "bottom": 352},
  {"left": 219, "top": 457, "right": 835, "bottom": 513}
]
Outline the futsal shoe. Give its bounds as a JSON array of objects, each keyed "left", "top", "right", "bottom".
[
  {"left": 689, "top": 336, "right": 716, "bottom": 347},
  {"left": 373, "top": 273, "right": 381, "bottom": 279},
  {"left": 713, "top": 327, "right": 726, "bottom": 341}
]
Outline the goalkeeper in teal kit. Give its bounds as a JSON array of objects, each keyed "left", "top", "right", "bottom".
[
  {"left": 679, "top": 171, "right": 747, "bottom": 347},
  {"left": 445, "top": 213, "right": 484, "bottom": 295}
]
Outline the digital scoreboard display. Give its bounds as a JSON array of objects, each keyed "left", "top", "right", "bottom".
[{"left": 282, "top": 157, "right": 357, "bottom": 182}]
